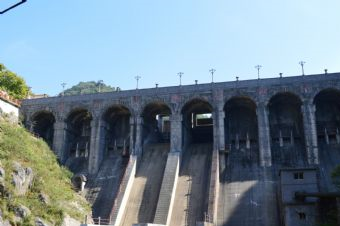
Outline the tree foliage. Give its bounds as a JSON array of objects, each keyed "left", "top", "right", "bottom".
[
  {"left": 0, "top": 63, "right": 30, "bottom": 99},
  {"left": 61, "top": 81, "right": 119, "bottom": 96}
]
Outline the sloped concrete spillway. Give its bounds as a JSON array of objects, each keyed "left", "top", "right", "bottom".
[
  {"left": 119, "top": 143, "right": 169, "bottom": 226},
  {"left": 170, "top": 143, "right": 212, "bottom": 226},
  {"left": 85, "top": 153, "right": 129, "bottom": 220},
  {"left": 217, "top": 153, "right": 280, "bottom": 226}
]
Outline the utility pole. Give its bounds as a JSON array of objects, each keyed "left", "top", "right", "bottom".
[
  {"left": 178, "top": 72, "right": 184, "bottom": 86},
  {"left": 209, "top": 68, "right": 216, "bottom": 83},
  {"left": 97, "top": 80, "right": 103, "bottom": 92},
  {"left": 255, "top": 65, "right": 262, "bottom": 79},
  {"left": 61, "top": 83, "right": 67, "bottom": 96},
  {"left": 135, "top": 76, "right": 141, "bottom": 89},
  {"left": 299, "top": 61, "right": 306, "bottom": 76}
]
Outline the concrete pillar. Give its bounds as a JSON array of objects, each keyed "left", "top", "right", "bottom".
[
  {"left": 217, "top": 107, "right": 225, "bottom": 151},
  {"left": 170, "top": 114, "right": 182, "bottom": 152},
  {"left": 301, "top": 101, "right": 319, "bottom": 165},
  {"left": 256, "top": 102, "right": 272, "bottom": 167},
  {"left": 129, "top": 116, "right": 135, "bottom": 155},
  {"left": 53, "top": 119, "right": 67, "bottom": 162},
  {"left": 88, "top": 117, "right": 106, "bottom": 174},
  {"left": 135, "top": 116, "right": 143, "bottom": 156}
]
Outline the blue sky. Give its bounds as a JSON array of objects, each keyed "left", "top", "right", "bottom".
[{"left": 1, "top": 0, "right": 340, "bottom": 96}]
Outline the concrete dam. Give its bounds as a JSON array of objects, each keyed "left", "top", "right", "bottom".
[{"left": 21, "top": 72, "right": 340, "bottom": 226}]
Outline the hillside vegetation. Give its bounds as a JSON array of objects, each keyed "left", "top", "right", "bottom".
[
  {"left": 61, "top": 81, "right": 119, "bottom": 96},
  {"left": 0, "top": 119, "right": 90, "bottom": 225}
]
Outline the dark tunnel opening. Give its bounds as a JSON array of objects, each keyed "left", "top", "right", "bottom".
[
  {"left": 103, "top": 105, "right": 131, "bottom": 156},
  {"left": 268, "top": 93, "right": 306, "bottom": 167},
  {"left": 65, "top": 109, "right": 92, "bottom": 173},
  {"left": 224, "top": 97, "right": 259, "bottom": 165},
  {"left": 181, "top": 99, "right": 213, "bottom": 146},
  {"left": 142, "top": 102, "right": 171, "bottom": 145},
  {"left": 32, "top": 111, "right": 55, "bottom": 148},
  {"left": 314, "top": 89, "right": 340, "bottom": 147}
]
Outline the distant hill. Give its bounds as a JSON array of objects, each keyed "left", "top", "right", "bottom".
[
  {"left": 0, "top": 119, "right": 90, "bottom": 225},
  {"left": 61, "top": 81, "right": 120, "bottom": 96}
]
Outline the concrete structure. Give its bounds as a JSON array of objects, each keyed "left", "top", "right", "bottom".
[
  {"left": 279, "top": 168, "right": 319, "bottom": 226},
  {"left": 20, "top": 72, "right": 340, "bottom": 226},
  {"left": 0, "top": 90, "right": 20, "bottom": 122}
]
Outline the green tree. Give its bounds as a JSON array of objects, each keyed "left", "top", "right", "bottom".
[
  {"left": 0, "top": 63, "right": 30, "bottom": 99},
  {"left": 61, "top": 81, "right": 119, "bottom": 96}
]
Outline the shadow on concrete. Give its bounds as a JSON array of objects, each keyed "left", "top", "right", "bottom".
[
  {"left": 169, "top": 143, "right": 212, "bottom": 226},
  {"left": 86, "top": 154, "right": 129, "bottom": 220},
  {"left": 118, "top": 143, "right": 169, "bottom": 226}
]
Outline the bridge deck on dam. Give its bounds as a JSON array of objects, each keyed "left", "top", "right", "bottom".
[
  {"left": 119, "top": 143, "right": 169, "bottom": 226},
  {"left": 170, "top": 143, "right": 212, "bottom": 226}
]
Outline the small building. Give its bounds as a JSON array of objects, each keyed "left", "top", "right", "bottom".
[
  {"left": 0, "top": 90, "right": 20, "bottom": 122},
  {"left": 279, "top": 168, "right": 319, "bottom": 226}
]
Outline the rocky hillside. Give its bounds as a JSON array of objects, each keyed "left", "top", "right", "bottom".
[{"left": 0, "top": 119, "right": 90, "bottom": 226}]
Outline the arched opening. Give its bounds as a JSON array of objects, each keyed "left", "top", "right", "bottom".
[
  {"left": 224, "top": 97, "right": 259, "bottom": 164},
  {"left": 268, "top": 93, "right": 306, "bottom": 166},
  {"left": 102, "top": 105, "right": 131, "bottom": 156},
  {"left": 31, "top": 111, "right": 55, "bottom": 148},
  {"left": 314, "top": 89, "right": 340, "bottom": 149},
  {"left": 141, "top": 102, "right": 171, "bottom": 145},
  {"left": 65, "top": 109, "right": 92, "bottom": 173},
  {"left": 181, "top": 99, "right": 213, "bottom": 146}
]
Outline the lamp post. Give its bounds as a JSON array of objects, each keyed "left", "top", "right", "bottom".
[
  {"left": 135, "top": 76, "right": 141, "bottom": 89},
  {"left": 299, "top": 61, "right": 306, "bottom": 76},
  {"left": 61, "top": 83, "right": 67, "bottom": 96},
  {"left": 178, "top": 72, "right": 184, "bottom": 86},
  {"left": 209, "top": 68, "right": 216, "bottom": 83},
  {"left": 255, "top": 65, "right": 262, "bottom": 79}
]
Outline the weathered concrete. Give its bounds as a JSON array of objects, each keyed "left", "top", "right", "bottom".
[
  {"left": 153, "top": 152, "right": 180, "bottom": 225},
  {"left": 110, "top": 156, "right": 137, "bottom": 226},
  {"left": 20, "top": 72, "right": 340, "bottom": 225}
]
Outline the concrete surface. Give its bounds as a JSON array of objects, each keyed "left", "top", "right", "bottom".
[
  {"left": 169, "top": 144, "right": 212, "bottom": 226},
  {"left": 119, "top": 144, "right": 169, "bottom": 226}
]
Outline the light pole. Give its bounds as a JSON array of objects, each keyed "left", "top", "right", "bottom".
[
  {"left": 135, "top": 76, "right": 141, "bottom": 89},
  {"left": 255, "top": 65, "right": 262, "bottom": 79},
  {"left": 61, "top": 83, "right": 66, "bottom": 96},
  {"left": 209, "top": 68, "right": 216, "bottom": 83},
  {"left": 178, "top": 72, "right": 184, "bottom": 86},
  {"left": 299, "top": 61, "right": 306, "bottom": 76},
  {"left": 98, "top": 80, "right": 103, "bottom": 92}
]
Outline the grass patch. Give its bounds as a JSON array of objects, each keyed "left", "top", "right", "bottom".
[{"left": 0, "top": 119, "right": 90, "bottom": 225}]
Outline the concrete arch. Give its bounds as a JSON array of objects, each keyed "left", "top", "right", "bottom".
[
  {"left": 101, "top": 104, "right": 132, "bottom": 120},
  {"left": 101, "top": 104, "right": 132, "bottom": 156},
  {"left": 224, "top": 96, "right": 259, "bottom": 164},
  {"left": 313, "top": 88, "right": 340, "bottom": 148},
  {"left": 64, "top": 107, "right": 93, "bottom": 174},
  {"left": 224, "top": 95, "right": 257, "bottom": 109},
  {"left": 312, "top": 87, "right": 340, "bottom": 103},
  {"left": 224, "top": 92, "right": 257, "bottom": 107},
  {"left": 268, "top": 91, "right": 306, "bottom": 166},
  {"left": 30, "top": 110, "right": 56, "bottom": 148},
  {"left": 100, "top": 102, "right": 134, "bottom": 119},
  {"left": 266, "top": 90, "right": 303, "bottom": 106},
  {"left": 181, "top": 97, "right": 214, "bottom": 145},
  {"left": 181, "top": 97, "right": 214, "bottom": 114},
  {"left": 268, "top": 91, "right": 303, "bottom": 107},
  {"left": 141, "top": 101, "right": 172, "bottom": 145},
  {"left": 140, "top": 99, "right": 173, "bottom": 115},
  {"left": 65, "top": 105, "right": 94, "bottom": 122},
  {"left": 179, "top": 96, "right": 214, "bottom": 114}
]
